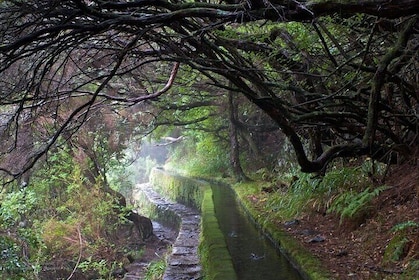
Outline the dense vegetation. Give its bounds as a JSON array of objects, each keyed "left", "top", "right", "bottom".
[
  {"left": 0, "top": 0, "right": 418, "bottom": 278},
  {"left": 0, "top": 147, "right": 139, "bottom": 278}
]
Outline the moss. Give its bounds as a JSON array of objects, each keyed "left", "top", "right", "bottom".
[
  {"left": 150, "top": 168, "right": 205, "bottom": 210},
  {"left": 134, "top": 186, "right": 181, "bottom": 229},
  {"left": 199, "top": 189, "right": 237, "bottom": 280}
]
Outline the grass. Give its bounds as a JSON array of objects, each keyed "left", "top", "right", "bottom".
[{"left": 144, "top": 259, "right": 166, "bottom": 280}]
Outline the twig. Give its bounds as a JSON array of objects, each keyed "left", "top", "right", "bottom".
[
  {"left": 66, "top": 225, "right": 83, "bottom": 280},
  {"left": 364, "top": 264, "right": 403, "bottom": 274}
]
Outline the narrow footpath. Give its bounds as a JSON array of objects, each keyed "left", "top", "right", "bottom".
[
  {"left": 123, "top": 221, "right": 177, "bottom": 280},
  {"left": 133, "top": 183, "right": 202, "bottom": 280}
]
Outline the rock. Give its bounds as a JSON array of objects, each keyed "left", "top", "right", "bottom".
[
  {"left": 307, "top": 235, "right": 325, "bottom": 243},
  {"left": 335, "top": 250, "right": 348, "bottom": 257},
  {"left": 127, "top": 211, "right": 153, "bottom": 240},
  {"left": 250, "top": 253, "right": 265, "bottom": 261},
  {"left": 228, "top": 231, "right": 238, "bottom": 238},
  {"left": 112, "top": 267, "right": 127, "bottom": 278},
  {"left": 284, "top": 219, "right": 300, "bottom": 227}
]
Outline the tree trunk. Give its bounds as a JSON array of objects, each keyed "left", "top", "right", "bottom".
[
  {"left": 362, "top": 16, "right": 417, "bottom": 150},
  {"left": 228, "top": 90, "right": 250, "bottom": 182}
]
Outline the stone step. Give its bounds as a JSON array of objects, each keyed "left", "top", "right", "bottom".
[{"left": 137, "top": 184, "right": 202, "bottom": 280}]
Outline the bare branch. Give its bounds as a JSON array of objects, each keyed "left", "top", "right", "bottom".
[{"left": 101, "top": 62, "right": 180, "bottom": 103}]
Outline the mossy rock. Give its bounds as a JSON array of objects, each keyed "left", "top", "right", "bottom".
[{"left": 383, "top": 233, "right": 411, "bottom": 264}]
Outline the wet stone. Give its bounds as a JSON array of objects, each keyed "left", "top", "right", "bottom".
[
  {"left": 137, "top": 184, "right": 202, "bottom": 280},
  {"left": 175, "top": 237, "right": 200, "bottom": 247},
  {"left": 172, "top": 246, "right": 196, "bottom": 255},
  {"left": 167, "top": 255, "right": 200, "bottom": 266}
]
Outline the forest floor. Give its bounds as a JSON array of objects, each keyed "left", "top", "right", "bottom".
[{"left": 283, "top": 163, "right": 419, "bottom": 279}]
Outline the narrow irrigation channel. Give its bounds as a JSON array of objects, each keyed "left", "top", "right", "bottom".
[
  {"left": 134, "top": 171, "right": 304, "bottom": 280},
  {"left": 211, "top": 184, "right": 303, "bottom": 280}
]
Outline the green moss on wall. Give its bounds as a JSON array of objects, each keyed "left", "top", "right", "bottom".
[
  {"left": 200, "top": 189, "right": 237, "bottom": 280},
  {"left": 134, "top": 185, "right": 181, "bottom": 230},
  {"left": 150, "top": 168, "right": 205, "bottom": 210}
]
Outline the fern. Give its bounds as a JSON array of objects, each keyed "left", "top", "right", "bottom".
[
  {"left": 327, "top": 185, "right": 388, "bottom": 224},
  {"left": 391, "top": 221, "right": 419, "bottom": 233}
]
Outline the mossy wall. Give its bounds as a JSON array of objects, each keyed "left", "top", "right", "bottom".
[
  {"left": 149, "top": 168, "right": 205, "bottom": 210},
  {"left": 148, "top": 168, "right": 237, "bottom": 280},
  {"left": 200, "top": 188, "right": 237, "bottom": 280},
  {"left": 134, "top": 188, "right": 181, "bottom": 230}
]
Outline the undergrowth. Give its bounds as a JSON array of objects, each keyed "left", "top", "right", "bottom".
[
  {"left": 144, "top": 259, "right": 166, "bottom": 280},
  {"left": 327, "top": 185, "right": 388, "bottom": 225},
  {"left": 244, "top": 160, "right": 386, "bottom": 223},
  {"left": 383, "top": 220, "right": 419, "bottom": 275},
  {"left": 0, "top": 147, "right": 134, "bottom": 279}
]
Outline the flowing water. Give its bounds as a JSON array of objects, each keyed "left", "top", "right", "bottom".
[{"left": 211, "top": 184, "right": 303, "bottom": 280}]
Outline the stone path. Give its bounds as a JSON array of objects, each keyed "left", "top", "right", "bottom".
[
  {"left": 123, "top": 221, "right": 176, "bottom": 280},
  {"left": 136, "top": 184, "right": 202, "bottom": 280}
]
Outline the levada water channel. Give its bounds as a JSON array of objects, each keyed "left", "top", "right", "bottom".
[{"left": 211, "top": 184, "right": 303, "bottom": 280}]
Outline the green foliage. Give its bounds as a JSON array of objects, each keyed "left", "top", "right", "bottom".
[
  {"left": 193, "top": 136, "right": 229, "bottom": 176},
  {"left": 0, "top": 188, "right": 37, "bottom": 227},
  {"left": 166, "top": 134, "right": 229, "bottom": 177},
  {"left": 0, "top": 146, "right": 133, "bottom": 279},
  {"left": 291, "top": 162, "right": 376, "bottom": 195},
  {"left": 383, "top": 220, "right": 419, "bottom": 272},
  {"left": 318, "top": 166, "right": 370, "bottom": 193},
  {"left": 144, "top": 259, "right": 166, "bottom": 280},
  {"left": 383, "top": 234, "right": 410, "bottom": 264},
  {"left": 391, "top": 221, "right": 419, "bottom": 233},
  {"left": 247, "top": 163, "right": 381, "bottom": 221},
  {"left": 0, "top": 236, "right": 26, "bottom": 277},
  {"left": 78, "top": 257, "right": 121, "bottom": 279},
  {"left": 327, "top": 186, "right": 388, "bottom": 225},
  {"left": 265, "top": 191, "right": 311, "bottom": 221},
  {"left": 0, "top": 185, "right": 43, "bottom": 278}
]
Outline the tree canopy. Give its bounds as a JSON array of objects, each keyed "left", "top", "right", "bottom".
[{"left": 1, "top": 0, "right": 418, "bottom": 180}]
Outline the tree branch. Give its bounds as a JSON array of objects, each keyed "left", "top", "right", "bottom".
[
  {"left": 363, "top": 16, "right": 417, "bottom": 148},
  {"left": 101, "top": 62, "right": 180, "bottom": 103}
]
